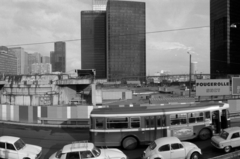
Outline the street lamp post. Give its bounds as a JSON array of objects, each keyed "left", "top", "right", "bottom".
[{"left": 187, "top": 52, "right": 192, "bottom": 97}]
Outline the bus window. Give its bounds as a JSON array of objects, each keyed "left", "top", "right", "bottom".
[
  {"left": 188, "top": 112, "right": 204, "bottom": 123},
  {"left": 145, "top": 116, "right": 154, "bottom": 128},
  {"left": 96, "top": 118, "right": 104, "bottom": 129},
  {"left": 131, "top": 117, "right": 140, "bottom": 128},
  {"left": 205, "top": 111, "right": 211, "bottom": 122},
  {"left": 107, "top": 117, "right": 128, "bottom": 129},
  {"left": 170, "top": 114, "right": 187, "bottom": 126}
]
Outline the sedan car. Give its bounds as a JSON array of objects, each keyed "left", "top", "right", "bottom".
[
  {"left": 49, "top": 140, "right": 127, "bottom": 159},
  {"left": 0, "top": 136, "right": 42, "bottom": 159},
  {"left": 211, "top": 126, "right": 240, "bottom": 153},
  {"left": 142, "top": 137, "right": 201, "bottom": 159}
]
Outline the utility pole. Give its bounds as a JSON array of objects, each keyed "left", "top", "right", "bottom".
[{"left": 188, "top": 52, "right": 192, "bottom": 97}]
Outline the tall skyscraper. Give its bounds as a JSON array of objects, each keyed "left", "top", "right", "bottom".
[
  {"left": 50, "top": 42, "right": 66, "bottom": 72},
  {"left": 8, "top": 47, "right": 28, "bottom": 74},
  {"left": 41, "top": 56, "right": 50, "bottom": 63},
  {"left": 93, "top": 0, "right": 108, "bottom": 10},
  {"left": 81, "top": 0, "right": 146, "bottom": 81},
  {"left": 81, "top": 11, "right": 106, "bottom": 79},
  {"left": 28, "top": 52, "right": 41, "bottom": 74},
  {"left": 0, "top": 46, "right": 17, "bottom": 75},
  {"left": 210, "top": 0, "right": 240, "bottom": 78},
  {"left": 106, "top": 0, "right": 146, "bottom": 81}
]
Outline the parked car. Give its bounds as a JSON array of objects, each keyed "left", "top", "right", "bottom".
[
  {"left": 0, "top": 136, "right": 42, "bottom": 159},
  {"left": 49, "top": 140, "right": 127, "bottom": 159},
  {"left": 211, "top": 126, "right": 240, "bottom": 153},
  {"left": 142, "top": 137, "right": 201, "bottom": 159}
]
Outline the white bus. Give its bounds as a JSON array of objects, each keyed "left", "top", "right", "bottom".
[{"left": 90, "top": 102, "right": 230, "bottom": 149}]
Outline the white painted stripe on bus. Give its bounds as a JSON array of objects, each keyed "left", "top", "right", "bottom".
[
  {"left": 90, "top": 127, "right": 169, "bottom": 133},
  {"left": 2, "top": 105, "right": 6, "bottom": 120},
  {"left": 67, "top": 107, "right": 71, "bottom": 119},
  {"left": 91, "top": 106, "right": 220, "bottom": 117},
  {"left": 10, "top": 105, "right": 14, "bottom": 121},
  {"left": 37, "top": 106, "right": 41, "bottom": 123}
]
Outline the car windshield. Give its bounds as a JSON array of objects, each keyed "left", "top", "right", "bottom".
[
  {"left": 14, "top": 139, "right": 26, "bottom": 150},
  {"left": 220, "top": 131, "right": 229, "bottom": 139},
  {"left": 149, "top": 141, "right": 156, "bottom": 150},
  {"left": 56, "top": 149, "right": 63, "bottom": 158},
  {"left": 92, "top": 147, "right": 101, "bottom": 157}
]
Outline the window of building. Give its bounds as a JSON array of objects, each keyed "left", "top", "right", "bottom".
[{"left": 107, "top": 117, "right": 128, "bottom": 129}]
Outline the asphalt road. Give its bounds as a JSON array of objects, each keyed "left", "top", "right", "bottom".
[{"left": 1, "top": 119, "right": 240, "bottom": 159}]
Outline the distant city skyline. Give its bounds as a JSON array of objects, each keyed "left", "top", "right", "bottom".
[{"left": 0, "top": 0, "right": 210, "bottom": 75}]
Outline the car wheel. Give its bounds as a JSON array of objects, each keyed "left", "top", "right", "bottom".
[
  {"left": 224, "top": 146, "right": 231, "bottom": 153},
  {"left": 122, "top": 136, "right": 138, "bottom": 150},
  {"left": 190, "top": 152, "right": 200, "bottom": 159},
  {"left": 198, "top": 128, "right": 211, "bottom": 140}
]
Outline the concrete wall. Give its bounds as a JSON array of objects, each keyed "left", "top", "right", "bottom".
[
  {"left": 102, "top": 89, "right": 132, "bottom": 100},
  {"left": 0, "top": 104, "right": 93, "bottom": 123},
  {"left": 228, "top": 99, "right": 240, "bottom": 113}
]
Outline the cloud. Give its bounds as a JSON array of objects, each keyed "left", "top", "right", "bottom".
[{"left": 147, "top": 41, "right": 193, "bottom": 51}]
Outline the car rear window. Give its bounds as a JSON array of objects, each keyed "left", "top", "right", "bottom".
[{"left": 149, "top": 141, "right": 156, "bottom": 150}]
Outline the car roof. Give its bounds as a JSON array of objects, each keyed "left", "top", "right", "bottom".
[
  {"left": 62, "top": 141, "right": 94, "bottom": 154},
  {"left": 0, "top": 136, "right": 20, "bottom": 144},
  {"left": 155, "top": 137, "right": 181, "bottom": 145},
  {"left": 224, "top": 127, "right": 240, "bottom": 133}
]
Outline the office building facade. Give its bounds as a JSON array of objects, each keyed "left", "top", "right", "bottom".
[
  {"left": 50, "top": 42, "right": 66, "bottom": 73},
  {"left": 28, "top": 52, "right": 42, "bottom": 74},
  {"left": 106, "top": 0, "right": 146, "bottom": 81},
  {"left": 31, "top": 63, "right": 52, "bottom": 74},
  {"left": 81, "top": 11, "right": 107, "bottom": 79},
  {"left": 81, "top": 0, "right": 146, "bottom": 81},
  {"left": 210, "top": 0, "right": 240, "bottom": 78},
  {"left": 0, "top": 46, "right": 17, "bottom": 75},
  {"left": 8, "top": 47, "right": 28, "bottom": 75},
  {"left": 41, "top": 56, "right": 50, "bottom": 63}
]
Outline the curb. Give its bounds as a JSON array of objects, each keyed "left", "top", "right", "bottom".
[{"left": 0, "top": 120, "right": 90, "bottom": 128}]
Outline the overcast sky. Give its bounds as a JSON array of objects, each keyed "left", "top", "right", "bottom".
[{"left": 0, "top": 0, "right": 210, "bottom": 75}]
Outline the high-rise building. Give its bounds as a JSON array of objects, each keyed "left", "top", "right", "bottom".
[
  {"left": 28, "top": 52, "right": 41, "bottom": 74},
  {"left": 210, "top": 0, "right": 240, "bottom": 78},
  {"left": 31, "top": 63, "right": 52, "bottom": 74},
  {"left": 0, "top": 46, "right": 17, "bottom": 75},
  {"left": 81, "top": 11, "right": 106, "bottom": 79},
  {"left": 8, "top": 47, "right": 28, "bottom": 74},
  {"left": 106, "top": 0, "right": 146, "bottom": 81},
  {"left": 81, "top": 0, "right": 146, "bottom": 81},
  {"left": 93, "top": 0, "right": 108, "bottom": 10},
  {"left": 50, "top": 42, "right": 66, "bottom": 72},
  {"left": 41, "top": 56, "right": 50, "bottom": 63}
]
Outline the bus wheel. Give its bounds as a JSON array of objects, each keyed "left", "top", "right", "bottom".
[
  {"left": 122, "top": 136, "right": 138, "bottom": 150},
  {"left": 198, "top": 128, "right": 211, "bottom": 140}
]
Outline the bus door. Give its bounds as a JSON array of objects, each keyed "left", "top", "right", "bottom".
[
  {"left": 221, "top": 109, "right": 230, "bottom": 129},
  {"left": 212, "top": 110, "right": 221, "bottom": 133},
  {"left": 93, "top": 118, "right": 106, "bottom": 146},
  {"left": 144, "top": 116, "right": 155, "bottom": 142},
  {"left": 156, "top": 115, "right": 167, "bottom": 139}
]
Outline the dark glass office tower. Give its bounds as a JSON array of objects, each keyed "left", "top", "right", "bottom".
[
  {"left": 210, "top": 0, "right": 240, "bottom": 79},
  {"left": 106, "top": 0, "right": 146, "bottom": 81},
  {"left": 51, "top": 41, "right": 66, "bottom": 72},
  {"left": 81, "top": 11, "right": 106, "bottom": 79}
]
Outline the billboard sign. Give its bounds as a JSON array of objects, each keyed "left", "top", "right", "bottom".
[
  {"left": 196, "top": 79, "right": 230, "bottom": 96},
  {"left": 232, "top": 77, "right": 240, "bottom": 95}
]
